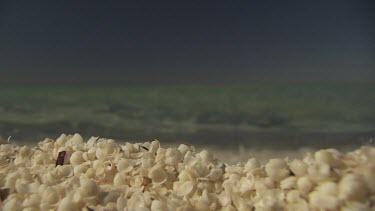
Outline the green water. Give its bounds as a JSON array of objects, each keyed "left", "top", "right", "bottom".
[{"left": 0, "top": 84, "right": 374, "bottom": 148}]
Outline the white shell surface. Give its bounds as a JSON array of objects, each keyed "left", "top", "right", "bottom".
[{"left": 0, "top": 134, "right": 374, "bottom": 210}]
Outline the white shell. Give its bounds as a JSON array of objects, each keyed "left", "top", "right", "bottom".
[
  {"left": 130, "top": 175, "right": 144, "bottom": 187},
  {"left": 70, "top": 151, "right": 84, "bottom": 166},
  {"left": 150, "top": 199, "right": 167, "bottom": 211},
  {"left": 164, "top": 148, "right": 182, "bottom": 166},
  {"left": 308, "top": 162, "right": 331, "bottom": 182},
  {"left": 265, "top": 158, "right": 290, "bottom": 181},
  {"left": 309, "top": 191, "right": 338, "bottom": 210},
  {"left": 280, "top": 176, "right": 296, "bottom": 190},
  {"left": 1, "top": 133, "right": 375, "bottom": 211},
  {"left": 55, "top": 134, "right": 68, "bottom": 146},
  {"left": 80, "top": 179, "right": 99, "bottom": 197},
  {"left": 73, "top": 163, "right": 89, "bottom": 175},
  {"left": 113, "top": 172, "right": 128, "bottom": 186},
  {"left": 57, "top": 165, "right": 74, "bottom": 178},
  {"left": 286, "top": 190, "right": 300, "bottom": 203},
  {"left": 68, "top": 133, "right": 84, "bottom": 150},
  {"left": 22, "top": 194, "right": 41, "bottom": 207},
  {"left": 244, "top": 158, "right": 260, "bottom": 173},
  {"left": 338, "top": 173, "right": 369, "bottom": 201},
  {"left": 42, "top": 187, "right": 60, "bottom": 205},
  {"left": 127, "top": 192, "right": 145, "bottom": 210},
  {"left": 57, "top": 196, "right": 78, "bottom": 211},
  {"left": 177, "top": 144, "right": 191, "bottom": 157},
  {"left": 297, "top": 176, "right": 314, "bottom": 195},
  {"left": 341, "top": 201, "right": 370, "bottom": 211},
  {"left": 316, "top": 181, "right": 337, "bottom": 195},
  {"left": 288, "top": 159, "right": 307, "bottom": 177},
  {"left": 149, "top": 140, "right": 160, "bottom": 154},
  {"left": 85, "top": 168, "right": 96, "bottom": 179},
  {"left": 117, "top": 159, "right": 136, "bottom": 173},
  {"left": 218, "top": 191, "right": 232, "bottom": 207},
  {"left": 148, "top": 165, "right": 168, "bottom": 184},
  {"left": 3, "top": 197, "right": 22, "bottom": 211},
  {"left": 315, "top": 149, "right": 343, "bottom": 168}
]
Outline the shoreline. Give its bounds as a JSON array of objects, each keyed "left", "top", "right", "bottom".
[{"left": 4, "top": 128, "right": 373, "bottom": 148}]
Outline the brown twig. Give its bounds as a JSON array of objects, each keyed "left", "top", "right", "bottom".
[
  {"left": 0, "top": 188, "right": 10, "bottom": 201},
  {"left": 56, "top": 151, "right": 66, "bottom": 166}
]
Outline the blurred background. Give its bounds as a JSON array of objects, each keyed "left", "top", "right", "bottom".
[{"left": 0, "top": 1, "right": 374, "bottom": 161}]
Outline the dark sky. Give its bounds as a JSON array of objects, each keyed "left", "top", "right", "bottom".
[{"left": 0, "top": 0, "right": 374, "bottom": 84}]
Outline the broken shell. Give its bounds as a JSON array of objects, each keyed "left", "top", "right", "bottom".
[
  {"left": 55, "top": 134, "right": 68, "bottom": 146},
  {"left": 198, "top": 150, "right": 214, "bottom": 163},
  {"left": 19, "top": 146, "right": 31, "bottom": 158},
  {"left": 117, "top": 159, "right": 136, "bottom": 173},
  {"left": 238, "top": 176, "right": 254, "bottom": 195},
  {"left": 244, "top": 158, "right": 260, "bottom": 173},
  {"left": 185, "top": 158, "right": 210, "bottom": 179},
  {"left": 86, "top": 136, "right": 99, "bottom": 147},
  {"left": 178, "top": 169, "right": 193, "bottom": 182},
  {"left": 164, "top": 148, "right": 182, "bottom": 166},
  {"left": 174, "top": 181, "right": 195, "bottom": 197},
  {"left": 155, "top": 148, "right": 166, "bottom": 163},
  {"left": 130, "top": 152, "right": 145, "bottom": 159},
  {"left": 96, "top": 140, "right": 119, "bottom": 160},
  {"left": 149, "top": 140, "right": 160, "bottom": 154},
  {"left": 177, "top": 144, "right": 191, "bottom": 157},
  {"left": 225, "top": 165, "right": 243, "bottom": 175},
  {"left": 113, "top": 172, "right": 128, "bottom": 186},
  {"left": 207, "top": 167, "right": 223, "bottom": 181},
  {"left": 130, "top": 175, "right": 144, "bottom": 188}
]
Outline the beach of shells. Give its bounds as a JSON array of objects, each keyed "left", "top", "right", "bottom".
[{"left": 0, "top": 134, "right": 374, "bottom": 211}]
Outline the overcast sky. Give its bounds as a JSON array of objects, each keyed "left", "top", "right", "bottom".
[{"left": 0, "top": 0, "right": 374, "bottom": 85}]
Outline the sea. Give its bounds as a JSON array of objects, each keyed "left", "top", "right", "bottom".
[{"left": 1, "top": 83, "right": 374, "bottom": 151}]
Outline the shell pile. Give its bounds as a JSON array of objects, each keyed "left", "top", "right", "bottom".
[{"left": 0, "top": 134, "right": 374, "bottom": 211}]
